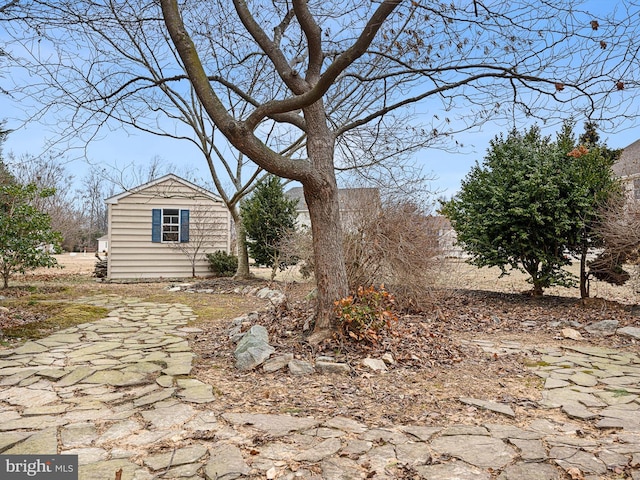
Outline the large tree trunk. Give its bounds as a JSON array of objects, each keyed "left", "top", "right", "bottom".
[
  {"left": 304, "top": 102, "right": 349, "bottom": 342},
  {"left": 230, "top": 206, "right": 252, "bottom": 280},
  {"left": 531, "top": 282, "right": 544, "bottom": 296},
  {"left": 304, "top": 180, "right": 349, "bottom": 340}
]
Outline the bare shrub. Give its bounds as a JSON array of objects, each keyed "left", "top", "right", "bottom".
[
  {"left": 591, "top": 195, "right": 640, "bottom": 293},
  {"left": 167, "top": 203, "right": 228, "bottom": 277},
  {"left": 342, "top": 202, "right": 446, "bottom": 312},
  {"left": 278, "top": 200, "right": 449, "bottom": 311}
]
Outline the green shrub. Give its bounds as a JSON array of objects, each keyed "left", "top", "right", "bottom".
[
  {"left": 334, "top": 285, "right": 398, "bottom": 344},
  {"left": 240, "top": 175, "right": 298, "bottom": 279},
  {"left": 206, "top": 251, "right": 238, "bottom": 277}
]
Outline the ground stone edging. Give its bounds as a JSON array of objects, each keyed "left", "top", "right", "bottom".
[
  {"left": 229, "top": 317, "right": 396, "bottom": 376},
  {"left": 169, "top": 283, "right": 332, "bottom": 374},
  {"left": 168, "top": 282, "right": 287, "bottom": 306},
  {"left": 557, "top": 318, "right": 640, "bottom": 341},
  {"left": 230, "top": 317, "right": 359, "bottom": 375},
  {"left": 168, "top": 283, "right": 358, "bottom": 375}
]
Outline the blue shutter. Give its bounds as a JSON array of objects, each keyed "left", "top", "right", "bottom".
[
  {"left": 180, "top": 209, "right": 190, "bottom": 243},
  {"left": 152, "top": 209, "right": 161, "bottom": 243}
]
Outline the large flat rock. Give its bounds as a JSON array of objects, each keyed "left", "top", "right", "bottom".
[
  {"left": 144, "top": 444, "right": 208, "bottom": 471},
  {"left": 3, "top": 428, "right": 58, "bottom": 454},
  {"left": 222, "top": 413, "right": 319, "bottom": 437},
  {"left": 0, "top": 386, "right": 59, "bottom": 407},
  {"left": 498, "top": 462, "right": 561, "bottom": 480},
  {"left": 416, "top": 461, "right": 491, "bottom": 479},
  {"left": 460, "top": 397, "right": 515, "bottom": 417},
  {"left": 78, "top": 459, "right": 140, "bottom": 480},
  {"left": 204, "top": 444, "right": 250, "bottom": 480},
  {"left": 430, "top": 434, "right": 516, "bottom": 469}
]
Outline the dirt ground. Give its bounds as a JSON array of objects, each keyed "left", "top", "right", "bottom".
[{"left": 186, "top": 259, "right": 640, "bottom": 437}]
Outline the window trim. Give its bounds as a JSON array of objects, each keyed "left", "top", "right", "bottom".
[{"left": 152, "top": 208, "right": 189, "bottom": 244}]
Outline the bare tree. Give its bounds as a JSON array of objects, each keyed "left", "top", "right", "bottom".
[
  {"left": 4, "top": 1, "right": 640, "bottom": 339},
  {"left": 101, "top": 155, "right": 198, "bottom": 191},
  {"left": 160, "top": 0, "right": 640, "bottom": 340},
  {"left": 3, "top": 1, "right": 456, "bottom": 291},
  {"left": 0, "top": 1, "right": 17, "bottom": 14},
  {"left": 7, "top": 151, "right": 83, "bottom": 250},
  {"left": 77, "top": 169, "right": 110, "bottom": 249},
  {"left": 2, "top": 2, "right": 273, "bottom": 279}
]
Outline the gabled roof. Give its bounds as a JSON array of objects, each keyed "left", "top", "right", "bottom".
[
  {"left": 105, "top": 173, "right": 222, "bottom": 205},
  {"left": 613, "top": 139, "right": 640, "bottom": 177}
]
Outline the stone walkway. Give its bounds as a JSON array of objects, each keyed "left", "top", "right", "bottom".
[{"left": 0, "top": 294, "right": 639, "bottom": 479}]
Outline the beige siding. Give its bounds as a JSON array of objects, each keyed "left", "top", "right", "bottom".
[{"left": 107, "top": 178, "right": 230, "bottom": 279}]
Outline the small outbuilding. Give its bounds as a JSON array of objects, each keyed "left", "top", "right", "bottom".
[
  {"left": 105, "top": 174, "right": 231, "bottom": 280},
  {"left": 97, "top": 235, "right": 109, "bottom": 254}
]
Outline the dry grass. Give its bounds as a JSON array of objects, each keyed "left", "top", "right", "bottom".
[
  {"left": 25, "top": 252, "right": 98, "bottom": 275},
  {"left": 442, "top": 258, "right": 639, "bottom": 305},
  {"left": 11, "top": 252, "right": 640, "bottom": 305}
]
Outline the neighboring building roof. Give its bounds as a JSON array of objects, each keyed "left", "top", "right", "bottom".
[
  {"left": 285, "top": 186, "right": 380, "bottom": 210},
  {"left": 286, "top": 186, "right": 306, "bottom": 209},
  {"left": 613, "top": 139, "right": 640, "bottom": 177},
  {"left": 105, "top": 173, "right": 222, "bottom": 204}
]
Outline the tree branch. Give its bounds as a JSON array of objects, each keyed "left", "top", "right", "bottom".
[{"left": 160, "top": 0, "right": 312, "bottom": 182}]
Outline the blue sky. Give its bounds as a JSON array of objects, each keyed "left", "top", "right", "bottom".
[
  {"left": 2, "top": 101, "right": 637, "bottom": 199},
  {"left": 427, "top": 122, "right": 639, "bottom": 199},
  {"left": 1, "top": 0, "right": 638, "bottom": 199}
]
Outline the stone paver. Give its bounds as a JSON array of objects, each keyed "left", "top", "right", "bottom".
[
  {"left": 430, "top": 434, "right": 517, "bottom": 468},
  {"left": 1, "top": 294, "right": 639, "bottom": 479},
  {"left": 460, "top": 396, "right": 516, "bottom": 417},
  {"left": 531, "top": 344, "right": 640, "bottom": 434}
]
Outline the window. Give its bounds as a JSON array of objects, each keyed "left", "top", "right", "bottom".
[
  {"left": 152, "top": 208, "right": 189, "bottom": 243},
  {"left": 162, "top": 208, "right": 180, "bottom": 242}
]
